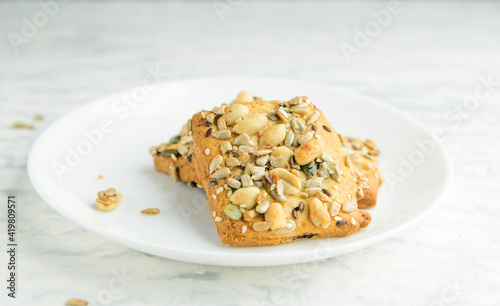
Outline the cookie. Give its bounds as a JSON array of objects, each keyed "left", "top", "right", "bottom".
[
  {"left": 190, "top": 97, "right": 371, "bottom": 247},
  {"left": 343, "top": 137, "right": 381, "bottom": 208},
  {"left": 151, "top": 133, "right": 381, "bottom": 208}
]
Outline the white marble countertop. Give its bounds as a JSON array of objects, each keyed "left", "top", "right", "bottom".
[{"left": 1, "top": 1, "right": 499, "bottom": 305}]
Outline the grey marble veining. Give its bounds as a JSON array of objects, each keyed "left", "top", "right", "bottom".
[{"left": 1, "top": 1, "right": 499, "bottom": 305}]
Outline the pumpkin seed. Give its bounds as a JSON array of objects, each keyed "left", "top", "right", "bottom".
[
  {"left": 301, "top": 163, "right": 317, "bottom": 176},
  {"left": 159, "top": 149, "right": 179, "bottom": 157},
  {"left": 169, "top": 135, "right": 181, "bottom": 144},
  {"left": 224, "top": 204, "right": 242, "bottom": 220}
]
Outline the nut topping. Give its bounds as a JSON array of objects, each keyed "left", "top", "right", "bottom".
[{"left": 309, "top": 198, "right": 331, "bottom": 229}]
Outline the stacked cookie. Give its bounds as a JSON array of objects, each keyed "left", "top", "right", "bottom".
[{"left": 149, "top": 92, "right": 381, "bottom": 247}]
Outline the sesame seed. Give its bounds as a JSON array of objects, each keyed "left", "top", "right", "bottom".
[
  {"left": 334, "top": 216, "right": 343, "bottom": 221},
  {"left": 208, "top": 180, "right": 218, "bottom": 187},
  {"left": 212, "top": 194, "right": 216, "bottom": 199},
  {"left": 323, "top": 125, "right": 332, "bottom": 132},
  {"left": 205, "top": 128, "right": 213, "bottom": 137},
  {"left": 322, "top": 189, "right": 332, "bottom": 197},
  {"left": 293, "top": 210, "right": 298, "bottom": 219},
  {"left": 351, "top": 217, "right": 357, "bottom": 225},
  {"left": 216, "top": 187, "right": 224, "bottom": 194},
  {"left": 205, "top": 148, "right": 210, "bottom": 155},
  {"left": 242, "top": 226, "right": 247, "bottom": 233},
  {"left": 215, "top": 217, "right": 222, "bottom": 222}
]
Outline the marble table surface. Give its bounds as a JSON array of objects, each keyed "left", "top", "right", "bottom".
[{"left": 1, "top": 1, "right": 499, "bottom": 305}]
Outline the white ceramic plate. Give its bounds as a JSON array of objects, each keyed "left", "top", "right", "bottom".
[{"left": 28, "top": 77, "right": 452, "bottom": 267}]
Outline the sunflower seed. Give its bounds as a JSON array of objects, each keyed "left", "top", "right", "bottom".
[
  {"left": 225, "top": 157, "right": 241, "bottom": 167},
  {"left": 212, "top": 105, "right": 225, "bottom": 115},
  {"left": 209, "top": 155, "right": 223, "bottom": 173},
  {"left": 234, "top": 133, "right": 250, "bottom": 145},
  {"left": 276, "top": 108, "right": 289, "bottom": 121},
  {"left": 288, "top": 96, "right": 302, "bottom": 105},
  {"left": 306, "top": 112, "right": 320, "bottom": 125},
  {"left": 270, "top": 220, "right": 296, "bottom": 235},
  {"left": 255, "top": 201, "right": 270, "bottom": 214},
  {"left": 284, "top": 131, "right": 294, "bottom": 146},
  {"left": 306, "top": 177, "right": 324, "bottom": 188},
  {"left": 227, "top": 178, "right": 241, "bottom": 189},
  {"left": 66, "top": 299, "right": 89, "bottom": 306},
  {"left": 221, "top": 141, "right": 232, "bottom": 153},
  {"left": 297, "top": 131, "right": 314, "bottom": 145},
  {"left": 256, "top": 155, "right": 269, "bottom": 166},
  {"left": 305, "top": 187, "right": 322, "bottom": 196},
  {"left": 141, "top": 208, "right": 160, "bottom": 215},
  {"left": 239, "top": 145, "right": 255, "bottom": 153},
  {"left": 212, "top": 167, "right": 231, "bottom": 179},
  {"left": 291, "top": 117, "right": 306, "bottom": 134},
  {"left": 213, "top": 130, "right": 231, "bottom": 140},
  {"left": 342, "top": 199, "right": 357, "bottom": 212},
  {"left": 217, "top": 117, "right": 227, "bottom": 130},
  {"left": 267, "top": 112, "right": 279, "bottom": 121},
  {"left": 253, "top": 221, "right": 270, "bottom": 232},
  {"left": 241, "top": 174, "right": 253, "bottom": 187},
  {"left": 328, "top": 202, "right": 341, "bottom": 217}
]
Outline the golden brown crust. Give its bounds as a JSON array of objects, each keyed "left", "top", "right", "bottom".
[
  {"left": 190, "top": 99, "right": 371, "bottom": 247},
  {"left": 343, "top": 137, "right": 381, "bottom": 208}
]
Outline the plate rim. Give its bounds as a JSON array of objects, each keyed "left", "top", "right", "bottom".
[{"left": 27, "top": 76, "right": 453, "bottom": 267}]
